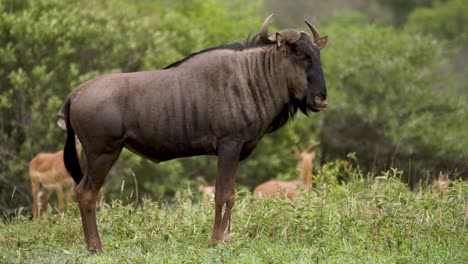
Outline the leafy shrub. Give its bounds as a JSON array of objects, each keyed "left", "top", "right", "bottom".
[
  {"left": 0, "top": 0, "right": 262, "bottom": 214},
  {"left": 316, "top": 20, "right": 467, "bottom": 186},
  {"left": 406, "top": 0, "right": 468, "bottom": 45}
]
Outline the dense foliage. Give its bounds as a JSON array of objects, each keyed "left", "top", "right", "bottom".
[
  {"left": 0, "top": 0, "right": 466, "bottom": 216},
  {"left": 406, "top": 0, "right": 468, "bottom": 44},
  {"left": 319, "top": 16, "right": 467, "bottom": 186},
  {"left": 376, "top": 0, "right": 444, "bottom": 25},
  {"left": 0, "top": 0, "right": 262, "bottom": 211}
]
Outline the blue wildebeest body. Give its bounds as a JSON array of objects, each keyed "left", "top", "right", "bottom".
[
  {"left": 60, "top": 14, "right": 328, "bottom": 252},
  {"left": 72, "top": 49, "right": 289, "bottom": 162}
]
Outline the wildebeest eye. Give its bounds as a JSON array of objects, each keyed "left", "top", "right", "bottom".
[{"left": 294, "top": 51, "right": 302, "bottom": 56}]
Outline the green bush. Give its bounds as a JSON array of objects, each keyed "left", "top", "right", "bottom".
[
  {"left": 0, "top": 0, "right": 262, "bottom": 214},
  {"left": 405, "top": 0, "right": 468, "bottom": 94},
  {"left": 406, "top": 0, "right": 468, "bottom": 45},
  {"left": 315, "top": 19, "right": 467, "bottom": 186},
  {"left": 376, "top": 0, "right": 441, "bottom": 25}
]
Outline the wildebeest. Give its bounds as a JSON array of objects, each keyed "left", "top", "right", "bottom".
[{"left": 60, "top": 14, "right": 328, "bottom": 252}]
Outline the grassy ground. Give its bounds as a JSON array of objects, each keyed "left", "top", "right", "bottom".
[{"left": 1, "top": 168, "right": 466, "bottom": 263}]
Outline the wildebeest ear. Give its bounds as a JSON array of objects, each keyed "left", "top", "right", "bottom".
[
  {"left": 276, "top": 32, "right": 286, "bottom": 48},
  {"left": 315, "top": 36, "right": 328, "bottom": 50}
]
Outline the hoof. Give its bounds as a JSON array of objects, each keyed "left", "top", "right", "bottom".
[
  {"left": 211, "top": 236, "right": 232, "bottom": 246},
  {"left": 87, "top": 244, "right": 104, "bottom": 253},
  {"left": 87, "top": 247, "right": 104, "bottom": 253},
  {"left": 211, "top": 239, "right": 218, "bottom": 246}
]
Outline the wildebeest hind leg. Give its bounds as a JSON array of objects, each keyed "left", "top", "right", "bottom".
[{"left": 76, "top": 147, "right": 122, "bottom": 253}]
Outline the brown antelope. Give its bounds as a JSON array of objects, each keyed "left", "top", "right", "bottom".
[
  {"left": 432, "top": 173, "right": 450, "bottom": 195},
  {"left": 29, "top": 117, "right": 82, "bottom": 219},
  {"left": 253, "top": 140, "right": 321, "bottom": 199},
  {"left": 198, "top": 185, "right": 216, "bottom": 205}
]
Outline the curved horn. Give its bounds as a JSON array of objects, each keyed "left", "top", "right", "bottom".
[
  {"left": 260, "top": 14, "right": 276, "bottom": 44},
  {"left": 295, "top": 142, "right": 303, "bottom": 152},
  {"left": 304, "top": 20, "right": 320, "bottom": 41},
  {"left": 295, "top": 135, "right": 308, "bottom": 152},
  {"left": 306, "top": 142, "right": 321, "bottom": 153}
]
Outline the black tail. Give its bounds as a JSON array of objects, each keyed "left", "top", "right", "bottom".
[{"left": 63, "top": 99, "right": 83, "bottom": 184}]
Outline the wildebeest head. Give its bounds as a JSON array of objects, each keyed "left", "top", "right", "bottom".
[{"left": 260, "top": 14, "right": 328, "bottom": 113}]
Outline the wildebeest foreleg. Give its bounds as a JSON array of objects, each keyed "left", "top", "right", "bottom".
[
  {"left": 211, "top": 141, "right": 241, "bottom": 245},
  {"left": 76, "top": 149, "right": 121, "bottom": 253}
]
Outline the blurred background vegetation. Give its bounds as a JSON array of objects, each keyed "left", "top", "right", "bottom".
[{"left": 0, "top": 0, "right": 466, "bottom": 216}]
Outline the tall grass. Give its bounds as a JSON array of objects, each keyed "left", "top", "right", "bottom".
[{"left": 0, "top": 164, "right": 466, "bottom": 263}]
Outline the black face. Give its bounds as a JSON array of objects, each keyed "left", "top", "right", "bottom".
[{"left": 287, "top": 34, "right": 327, "bottom": 113}]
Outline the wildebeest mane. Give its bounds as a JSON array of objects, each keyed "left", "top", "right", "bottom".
[
  {"left": 267, "top": 96, "right": 311, "bottom": 134},
  {"left": 164, "top": 34, "right": 311, "bottom": 133},
  {"left": 164, "top": 34, "right": 266, "bottom": 69}
]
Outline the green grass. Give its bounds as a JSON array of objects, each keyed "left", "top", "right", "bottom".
[{"left": 1, "top": 169, "right": 466, "bottom": 263}]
